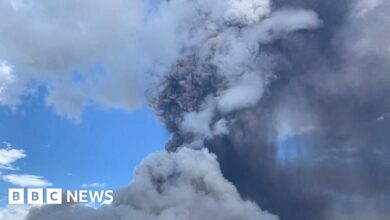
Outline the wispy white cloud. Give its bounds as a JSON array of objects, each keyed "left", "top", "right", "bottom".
[
  {"left": 0, "top": 145, "right": 26, "bottom": 170},
  {"left": 377, "top": 112, "right": 390, "bottom": 121},
  {"left": 0, "top": 142, "right": 53, "bottom": 187},
  {"left": 81, "top": 182, "right": 106, "bottom": 188},
  {"left": 2, "top": 174, "right": 52, "bottom": 187}
]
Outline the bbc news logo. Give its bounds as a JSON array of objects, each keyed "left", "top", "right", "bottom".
[{"left": 8, "top": 188, "right": 114, "bottom": 205}]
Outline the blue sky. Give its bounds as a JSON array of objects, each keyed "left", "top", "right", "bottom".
[
  {"left": 0, "top": 0, "right": 172, "bottom": 208},
  {"left": 0, "top": 89, "right": 169, "bottom": 206}
]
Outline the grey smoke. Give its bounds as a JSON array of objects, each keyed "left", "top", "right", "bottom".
[
  {"left": 26, "top": 148, "right": 277, "bottom": 220},
  {"left": 154, "top": 4, "right": 322, "bottom": 149},
  {"left": 153, "top": 0, "right": 390, "bottom": 220},
  {"left": 6, "top": 0, "right": 390, "bottom": 219}
]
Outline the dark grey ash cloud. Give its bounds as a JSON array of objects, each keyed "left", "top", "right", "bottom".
[{"left": 153, "top": 0, "right": 390, "bottom": 220}]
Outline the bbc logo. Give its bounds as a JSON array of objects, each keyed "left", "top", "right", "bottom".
[{"left": 9, "top": 188, "right": 62, "bottom": 205}]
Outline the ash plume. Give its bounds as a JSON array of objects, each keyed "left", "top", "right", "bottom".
[
  {"left": 152, "top": 0, "right": 390, "bottom": 220},
  {"left": 14, "top": 0, "right": 390, "bottom": 219},
  {"left": 26, "top": 148, "right": 277, "bottom": 220}
]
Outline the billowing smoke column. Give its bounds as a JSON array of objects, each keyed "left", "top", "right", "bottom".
[
  {"left": 152, "top": 0, "right": 390, "bottom": 219},
  {"left": 27, "top": 149, "right": 277, "bottom": 220},
  {"left": 152, "top": 3, "right": 322, "bottom": 150},
  {"left": 24, "top": 0, "right": 390, "bottom": 219}
]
